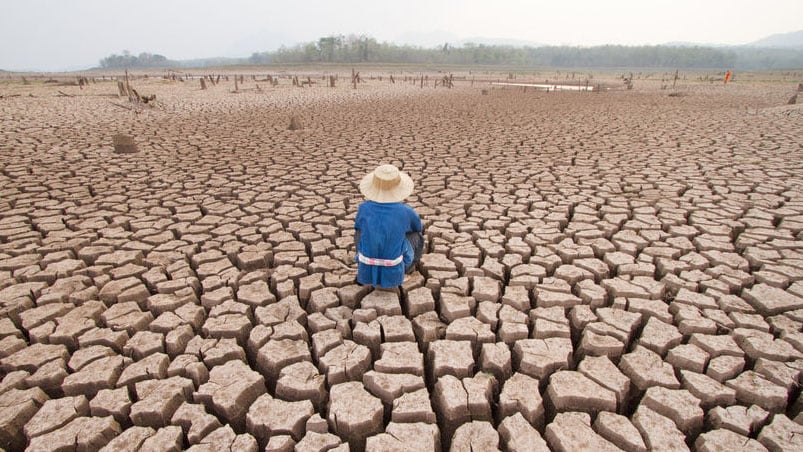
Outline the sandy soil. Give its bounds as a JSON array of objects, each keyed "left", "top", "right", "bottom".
[{"left": 0, "top": 69, "right": 802, "bottom": 451}]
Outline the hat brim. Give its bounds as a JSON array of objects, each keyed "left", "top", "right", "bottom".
[{"left": 359, "top": 170, "right": 414, "bottom": 203}]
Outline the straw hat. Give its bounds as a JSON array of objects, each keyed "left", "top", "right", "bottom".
[{"left": 359, "top": 164, "right": 414, "bottom": 203}]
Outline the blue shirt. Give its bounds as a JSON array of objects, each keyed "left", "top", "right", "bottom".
[{"left": 355, "top": 201, "right": 422, "bottom": 288}]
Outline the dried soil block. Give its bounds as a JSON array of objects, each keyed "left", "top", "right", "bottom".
[
  {"left": 432, "top": 374, "right": 470, "bottom": 444},
  {"left": 275, "top": 361, "right": 327, "bottom": 410},
  {"left": 725, "top": 370, "right": 788, "bottom": 413},
  {"left": 472, "top": 276, "right": 501, "bottom": 302},
  {"left": 365, "top": 422, "right": 440, "bottom": 452},
  {"left": 0, "top": 371, "right": 29, "bottom": 396},
  {"left": 139, "top": 425, "right": 184, "bottom": 451},
  {"left": 117, "top": 352, "right": 169, "bottom": 388},
  {"left": 497, "top": 371, "right": 544, "bottom": 428},
  {"left": 450, "top": 421, "right": 500, "bottom": 452},
  {"left": 294, "top": 431, "right": 344, "bottom": 451},
  {"left": 311, "top": 328, "right": 343, "bottom": 362},
  {"left": 195, "top": 360, "right": 266, "bottom": 431},
  {"left": 25, "top": 416, "right": 121, "bottom": 451},
  {"left": 593, "top": 411, "right": 647, "bottom": 452},
  {"left": 545, "top": 412, "right": 621, "bottom": 452},
  {"left": 363, "top": 371, "right": 425, "bottom": 405},
  {"left": 445, "top": 316, "right": 495, "bottom": 353},
  {"left": 130, "top": 376, "right": 194, "bottom": 428},
  {"left": 632, "top": 405, "right": 689, "bottom": 452},
  {"left": 479, "top": 342, "right": 512, "bottom": 381},
  {"left": 638, "top": 317, "right": 683, "bottom": 356},
  {"left": 404, "top": 286, "right": 436, "bottom": 316},
  {"left": 374, "top": 342, "right": 424, "bottom": 376},
  {"left": 391, "top": 387, "right": 436, "bottom": 424},
  {"left": 99, "top": 426, "right": 155, "bottom": 451},
  {"left": 679, "top": 370, "right": 736, "bottom": 409},
  {"left": 666, "top": 343, "right": 709, "bottom": 373},
  {"left": 123, "top": 330, "right": 165, "bottom": 360},
  {"left": 62, "top": 354, "right": 128, "bottom": 398},
  {"left": 256, "top": 338, "right": 312, "bottom": 384},
  {"left": 377, "top": 315, "right": 415, "bottom": 342},
  {"left": 90, "top": 387, "right": 132, "bottom": 424},
  {"left": 327, "top": 382, "right": 384, "bottom": 452},
  {"left": 707, "top": 404, "right": 768, "bottom": 437},
  {"left": 246, "top": 393, "right": 314, "bottom": 445},
  {"left": 318, "top": 340, "right": 372, "bottom": 385},
  {"left": 513, "top": 337, "right": 573, "bottom": 380},
  {"left": 742, "top": 283, "right": 803, "bottom": 316},
  {"left": 546, "top": 370, "right": 617, "bottom": 416},
  {"left": 265, "top": 434, "right": 296, "bottom": 452},
  {"left": 1, "top": 343, "right": 69, "bottom": 374},
  {"left": 360, "top": 289, "right": 402, "bottom": 316},
  {"left": 695, "top": 429, "right": 767, "bottom": 452},
  {"left": 412, "top": 311, "right": 446, "bottom": 346},
  {"left": 640, "top": 386, "right": 704, "bottom": 436},
  {"left": 619, "top": 346, "right": 680, "bottom": 392},
  {"left": 757, "top": 413, "right": 803, "bottom": 451},
  {"left": 427, "top": 339, "right": 475, "bottom": 380},
  {"left": 499, "top": 412, "right": 549, "bottom": 452},
  {"left": 171, "top": 402, "right": 222, "bottom": 445},
  {"left": 23, "top": 395, "right": 89, "bottom": 440},
  {"left": 0, "top": 387, "right": 49, "bottom": 451}
]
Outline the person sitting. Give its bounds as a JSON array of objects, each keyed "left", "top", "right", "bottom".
[{"left": 354, "top": 164, "right": 424, "bottom": 289}]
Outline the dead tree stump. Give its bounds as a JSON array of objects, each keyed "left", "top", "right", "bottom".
[
  {"left": 200, "top": 78, "right": 207, "bottom": 90},
  {"left": 112, "top": 134, "right": 138, "bottom": 154},
  {"left": 288, "top": 116, "right": 303, "bottom": 131}
]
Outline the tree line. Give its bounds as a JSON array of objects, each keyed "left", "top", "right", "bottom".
[
  {"left": 99, "top": 36, "right": 803, "bottom": 70},
  {"left": 99, "top": 51, "right": 173, "bottom": 69}
]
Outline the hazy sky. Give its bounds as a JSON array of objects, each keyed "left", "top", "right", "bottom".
[{"left": 2, "top": 0, "right": 801, "bottom": 71}]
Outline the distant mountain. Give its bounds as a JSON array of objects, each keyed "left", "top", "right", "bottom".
[
  {"left": 748, "top": 29, "right": 803, "bottom": 49},
  {"left": 394, "top": 30, "right": 460, "bottom": 48},
  {"left": 393, "top": 32, "right": 545, "bottom": 49},
  {"left": 456, "top": 37, "right": 546, "bottom": 48},
  {"left": 662, "top": 41, "right": 731, "bottom": 48}
]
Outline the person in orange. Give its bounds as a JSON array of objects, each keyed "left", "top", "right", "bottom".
[{"left": 724, "top": 70, "right": 732, "bottom": 84}]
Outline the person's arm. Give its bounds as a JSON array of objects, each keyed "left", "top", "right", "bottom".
[
  {"left": 354, "top": 203, "right": 363, "bottom": 231},
  {"left": 354, "top": 204, "right": 363, "bottom": 258},
  {"left": 409, "top": 206, "right": 423, "bottom": 232}
]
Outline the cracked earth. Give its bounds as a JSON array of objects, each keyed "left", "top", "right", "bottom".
[{"left": 0, "top": 70, "right": 802, "bottom": 451}]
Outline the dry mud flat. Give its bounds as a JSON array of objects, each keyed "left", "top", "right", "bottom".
[{"left": 0, "top": 73, "right": 802, "bottom": 451}]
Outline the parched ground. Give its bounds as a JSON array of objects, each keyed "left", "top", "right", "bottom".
[{"left": 1, "top": 70, "right": 802, "bottom": 451}]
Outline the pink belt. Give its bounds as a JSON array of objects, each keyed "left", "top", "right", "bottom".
[{"left": 357, "top": 252, "right": 403, "bottom": 267}]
